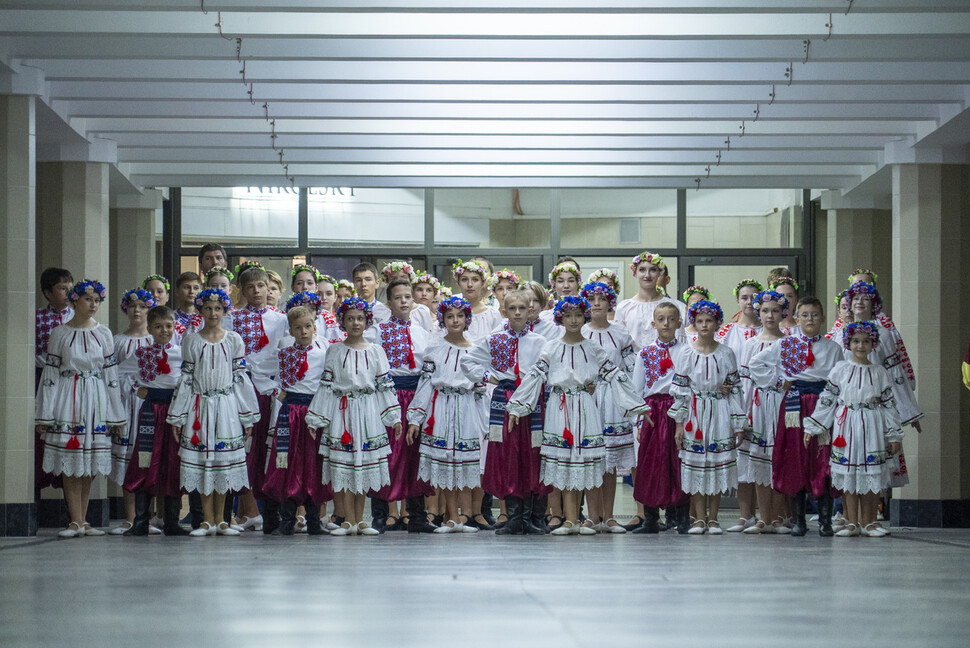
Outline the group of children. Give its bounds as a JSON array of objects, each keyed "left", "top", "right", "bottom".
[{"left": 34, "top": 241, "right": 920, "bottom": 539}]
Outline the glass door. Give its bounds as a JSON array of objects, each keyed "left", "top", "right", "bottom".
[{"left": 679, "top": 254, "right": 802, "bottom": 307}]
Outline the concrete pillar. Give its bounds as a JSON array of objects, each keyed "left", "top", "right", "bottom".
[
  {"left": 0, "top": 94, "right": 38, "bottom": 536},
  {"left": 35, "top": 161, "right": 113, "bottom": 526},
  {"left": 890, "top": 164, "right": 970, "bottom": 527},
  {"left": 109, "top": 195, "right": 160, "bottom": 331},
  {"left": 824, "top": 207, "right": 893, "bottom": 324}
]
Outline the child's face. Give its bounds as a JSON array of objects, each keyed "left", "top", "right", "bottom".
[
  {"left": 267, "top": 282, "right": 282, "bottom": 308},
  {"left": 492, "top": 279, "right": 512, "bottom": 304},
  {"left": 200, "top": 301, "right": 225, "bottom": 324},
  {"left": 588, "top": 293, "right": 611, "bottom": 319},
  {"left": 290, "top": 315, "right": 316, "bottom": 347},
  {"left": 386, "top": 270, "right": 408, "bottom": 283},
  {"left": 458, "top": 273, "right": 483, "bottom": 300},
  {"left": 851, "top": 293, "right": 873, "bottom": 319},
  {"left": 208, "top": 275, "right": 231, "bottom": 294},
  {"left": 44, "top": 279, "right": 73, "bottom": 310},
  {"left": 687, "top": 292, "right": 705, "bottom": 308},
  {"left": 776, "top": 284, "right": 797, "bottom": 311},
  {"left": 849, "top": 331, "right": 874, "bottom": 359},
  {"left": 635, "top": 262, "right": 661, "bottom": 289},
  {"left": 838, "top": 297, "right": 852, "bottom": 321},
  {"left": 243, "top": 280, "right": 268, "bottom": 308},
  {"left": 652, "top": 308, "right": 681, "bottom": 341},
  {"left": 413, "top": 282, "right": 435, "bottom": 307},
  {"left": 561, "top": 308, "right": 586, "bottom": 333},
  {"left": 199, "top": 250, "right": 226, "bottom": 273},
  {"left": 149, "top": 318, "right": 175, "bottom": 346},
  {"left": 797, "top": 304, "right": 824, "bottom": 337},
  {"left": 444, "top": 308, "right": 467, "bottom": 335},
  {"left": 178, "top": 280, "right": 201, "bottom": 310},
  {"left": 692, "top": 312, "right": 717, "bottom": 338},
  {"left": 505, "top": 296, "right": 530, "bottom": 331},
  {"left": 737, "top": 286, "right": 758, "bottom": 315},
  {"left": 336, "top": 286, "right": 354, "bottom": 306},
  {"left": 553, "top": 272, "right": 578, "bottom": 297},
  {"left": 145, "top": 279, "right": 169, "bottom": 306},
  {"left": 74, "top": 293, "right": 101, "bottom": 319},
  {"left": 353, "top": 271, "right": 378, "bottom": 301},
  {"left": 850, "top": 273, "right": 873, "bottom": 285},
  {"left": 388, "top": 284, "right": 413, "bottom": 320},
  {"left": 758, "top": 301, "right": 783, "bottom": 328},
  {"left": 126, "top": 299, "right": 150, "bottom": 326},
  {"left": 342, "top": 309, "right": 367, "bottom": 337},
  {"left": 317, "top": 282, "right": 336, "bottom": 312},
  {"left": 292, "top": 270, "right": 316, "bottom": 294}
]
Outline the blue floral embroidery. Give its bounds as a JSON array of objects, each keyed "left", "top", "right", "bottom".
[
  {"left": 561, "top": 440, "right": 571, "bottom": 448},
  {"left": 456, "top": 442, "right": 466, "bottom": 450},
  {"left": 758, "top": 439, "right": 768, "bottom": 447},
  {"left": 580, "top": 439, "right": 590, "bottom": 447},
  {"left": 94, "top": 425, "right": 106, "bottom": 432},
  {"left": 866, "top": 454, "right": 875, "bottom": 463},
  {"left": 362, "top": 441, "right": 371, "bottom": 450},
  {"left": 692, "top": 444, "right": 704, "bottom": 452},
  {"left": 215, "top": 442, "right": 226, "bottom": 450},
  {"left": 709, "top": 443, "right": 718, "bottom": 452},
  {"left": 839, "top": 456, "right": 848, "bottom": 464},
  {"left": 74, "top": 425, "right": 85, "bottom": 433},
  {"left": 434, "top": 439, "right": 447, "bottom": 448},
  {"left": 603, "top": 426, "right": 614, "bottom": 435}
]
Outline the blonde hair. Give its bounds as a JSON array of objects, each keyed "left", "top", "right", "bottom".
[
  {"left": 519, "top": 280, "right": 548, "bottom": 309},
  {"left": 266, "top": 269, "right": 285, "bottom": 292}
]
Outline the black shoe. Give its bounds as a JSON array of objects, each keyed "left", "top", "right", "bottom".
[
  {"left": 370, "top": 498, "right": 389, "bottom": 532},
  {"left": 790, "top": 491, "right": 808, "bottom": 537},
  {"left": 188, "top": 491, "right": 204, "bottom": 529},
  {"left": 659, "top": 506, "right": 677, "bottom": 531},
  {"left": 124, "top": 492, "right": 153, "bottom": 536},
  {"left": 278, "top": 499, "right": 298, "bottom": 536},
  {"left": 675, "top": 504, "right": 691, "bottom": 535},
  {"left": 494, "top": 497, "right": 525, "bottom": 535},
  {"left": 262, "top": 499, "right": 281, "bottom": 535},
  {"left": 304, "top": 502, "right": 327, "bottom": 536},
  {"left": 622, "top": 515, "right": 645, "bottom": 532},
  {"left": 817, "top": 493, "right": 834, "bottom": 537},
  {"left": 530, "top": 494, "right": 551, "bottom": 534},
  {"left": 406, "top": 497, "right": 438, "bottom": 533},
  {"left": 632, "top": 507, "right": 661, "bottom": 534},
  {"left": 163, "top": 496, "right": 190, "bottom": 536},
  {"left": 480, "top": 493, "right": 497, "bottom": 526},
  {"left": 521, "top": 495, "right": 547, "bottom": 535}
]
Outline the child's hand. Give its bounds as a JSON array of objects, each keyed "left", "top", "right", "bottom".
[
  {"left": 110, "top": 425, "right": 125, "bottom": 440},
  {"left": 674, "top": 423, "right": 684, "bottom": 447},
  {"left": 243, "top": 426, "right": 253, "bottom": 441},
  {"left": 889, "top": 441, "right": 902, "bottom": 456},
  {"left": 277, "top": 390, "right": 287, "bottom": 403},
  {"left": 912, "top": 421, "right": 922, "bottom": 434},
  {"left": 407, "top": 424, "right": 420, "bottom": 445},
  {"left": 783, "top": 380, "right": 792, "bottom": 392},
  {"left": 508, "top": 414, "right": 519, "bottom": 428},
  {"left": 735, "top": 430, "right": 744, "bottom": 446},
  {"left": 34, "top": 424, "right": 49, "bottom": 437},
  {"left": 803, "top": 432, "right": 812, "bottom": 449},
  {"left": 308, "top": 428, "right": 317, "bottom": 441},
  {"left": 136, "top": 387, "right": 148, "bottom": 400},
  {"left": 584, "top": 381, "right": 596, "bottom": 395},
  {"left": 719, "top": 382, "right": 731, "bottom": 396},
  {"left": 171, "top": 425, "right": 181, "bottom": 444},
  {"left": 636, "top": 412, "right": 653, "bottom": 428},
  {"left": 393, "top": 422, "right": 403, "bottom": 440}
]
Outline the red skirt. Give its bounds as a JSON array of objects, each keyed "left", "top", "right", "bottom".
[
  {"left": 372, "top": 388, "right": 434, "bottom": 501},
  {"left": 482, "top": 412, "right": 550, "bottom": 500},
  {"left": 771, "top": 392, "right": 835, "bottom": 498},
  {"left": 633, "top": 394, "right": 689, "bottom": 508},
  {"left": 124, "top": 399, "right": 182, "bottom": 497},
  {"left": 246, "top": 391, "right": 274, "bottom": 498},
  {"left": 263, "top": 401, "right": 333, "bottom": 505}
]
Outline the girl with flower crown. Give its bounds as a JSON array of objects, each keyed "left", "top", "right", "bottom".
[
  {"left": 410, "top": 271, "right": 441, "bottom": 333},
  {"left": 167, "top": 288, "right": 259, "bottom": 537},
  {"left": 306, "top": 298, "right": 402, "bottom": 536},
  {"left": 35, "top": 279, "right": 126, "bottom": 538},
  {"left": 670, "top": 300, "right": 746, "bottom": 535},
  {"left": 142, "top": 274, "right": 171, "bottom": 307},
  {"left": 770, "top": 277, "right": 800, "bottom": 334},
  {"left": 804, "top": 322, "right": 904, "bottom": 537},
  {"left": 615, "top": 252, "right": 687, "bottom": 350},
  {"left": 406, "top": 297, "right": 488, "bottom": 533},
  {"left": 681, "top": 285, "right": 712, "bottom": 344},
  {"left": 826, "top": 288, "right": 853, "bottom": 342},
  {"left": 508, "top": 297, "right": 651, "bottom": 536},
  {"left": 737, "top": 290, "right": 792, "bottom": 534},
  {"left": 453, "top": 259, "right": 502, "bottom": 343},
  {"left": 586, "top": 269, "right": 619, "bottom": 321},
  {"left": 489, "top": 268, "right": 521, "bottom": 317},
  {"left": 580, "top": 281, "right": 638, "bottom": 533},
  {"left": 539, "top": 262, "right": 582, "bottom": 327},
  {"left": 108, "top": 288, "right": 158, "bottom": 535}
]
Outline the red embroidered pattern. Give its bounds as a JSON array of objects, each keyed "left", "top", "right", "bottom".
[
  {"left": 174, "top": 309, "right": 203, "bottom": 332},
  {"left": 779, "top": 334, "right": 822, "bottom": 376},
  {"left": 233, "top": 306, "right": 269, "bottom": 355},
  {"left": 379, "top": 318, "right": 414, "bottom": 369},
  {"left": 278, "top": 344, "right": 311, "bottom": 389},
  {"left": 641, "top": 339, "right": 678, "bottom": 388},
  {"left": 136, "top": 343, "right": 174, "bottom": 383},
  {"left": 716, "top": 323, "right": 759, "bottom": 344},
  {"left": 35, "top": 306, "right": 71, "bottom": 357}
]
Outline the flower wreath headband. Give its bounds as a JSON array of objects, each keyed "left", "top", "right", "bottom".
[
  {"left": 436, "top": 296, "right": 473, "bottom": 330},
  {"left": 120, "top": 288, "right": 157, "bottom": 313},
  {"left": 687, "top": 299, "right": 724, "bottom": 326},
  {"left": 834, "top": 288, "right": 850, "bottom": 307},
  {"left": 234, "top": 260, "right": 264, "bottom": 277},
  {"left": 548, "top": 262, "right": 581, "bottom": 286},
  {"left": 452, "top": 259, "right": 490, "bottom": 282},
  {"left": 683, "top": 285, "right": 712, "bottom": 302},
  {"left": 141, "top": 274, "right": 170, "bottom": 291},
  {"left": 580, "top": 281, "right": 617, "bottom": 309},
  {"left": 752, "top": 290, "right": 789, "bottom": 317},
  {"left": 286, "top": 291, "right": 322, "bottom": 314},
  {"left": 842, "top": 320, "right": 880, "bottom": 350},
  {"left": 205, "top": 266, "right": 234, "bottom": 283},
  {"left": 586, "top": 268, "right": 619, "bottom": 292},
  {"left": 848, "top": 268, "right": 877, "bottom": 283},
  {"left": 383, "top": 261, "right": 417, "bottom": 284},
  {"left": 553, "top": 295, "right": 592, "bottom": 325},
  {"left": 316, "top": 274, "right": 337, "bottom": 288},
  {"left": 734, "top": 279, "right": 764, "bottom": 298},
  {"left": 629, "top": 251, "right": 665, "bottom": 274},
  {"left": 488, "top": 269, "right": 521, "bottom": 290},
  {"left": 194, "top": 288, "right": 233, "bottom": 312},
  {"left": 769, "top": 277, "right": 799, "bottom": 292},
  {"left": 413, "top": 272, "right": 442, "bottom": 292},
  {"left": 69, "top": 279, "right": 107, "bottom": 303},
  {"left": 291, "top": 264, "right": 319, "bottom": 280},
  {"left": 438, "top": 286, "right": 453, "bottom": 299},
  {"left": 334, "top": 279, "right": 356, "bottom": 295},
  {"left": 337, "top": 297, "right": 374, "bottom": 329},
  {"left": 847, "top": 280, "right": 883, "bottom": 315}
]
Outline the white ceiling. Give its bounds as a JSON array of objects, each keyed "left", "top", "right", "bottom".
[{"left": 1, "top": 1, "right": 969, "bottom": 197}]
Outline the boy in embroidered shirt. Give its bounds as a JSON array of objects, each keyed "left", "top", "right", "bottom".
[
  {"left": 173, "top": 272, "right": 204, "bottom": 332},
  {"left": 352, "top": 262, "right": 391, "bottom": 324}
]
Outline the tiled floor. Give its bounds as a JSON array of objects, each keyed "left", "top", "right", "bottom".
[{"left": 2, "top": 509, "right": 969, "bottom": 648}]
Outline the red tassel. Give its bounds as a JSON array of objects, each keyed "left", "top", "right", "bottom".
[
  {"left": 832, "top": 435, "right": 847, "bottom": 448},
  {"left": 296, "top": 352, "right": 309, "bottom": 380},
  {"left": 659, "top": 351, "right": 673, "bottom": 374},
  {"left": 340, "top": 430, "right": 353, "bottom": 446},
  {"left": 685, "top": 421, "right": 693, "bottom": 432},
  {"left": 405, "top": 328, "right": 416, "bottom": 369},
  {"left": 157, "top": 348, "right": 171, "bottom": 374},
  {"left": 256, "top": 314, "right": 269, "bottom": 350},
  {"left": 66, "top": 436, "right": 81, "bottom": 450},
  {"left": 694, "top": 428, "right": 703, "bottom": 440},
  {"left": 424, "top": 390, "right": 438, "bottom": 435},
  {"left": 192, "top": 418, "right": 201, "bottom": 432},
  {"left": 563, "top": 428, "right": 574, "bottom": 447},
  {"left": 806, "top": 341, "right": 815, "bottom": 367},
  {"left": 514, "top": 361, "right": 521, "bottom": 387},
  {"left": 190, "top": 431, "right": 200, "bottom": 446}
]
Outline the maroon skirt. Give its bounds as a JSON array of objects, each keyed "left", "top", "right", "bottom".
[
  {"left": 246, "top": 391, "right": 274, "bottom": 498},
  {"left": 262, "top": 401, "right": 333, "bottom": 505},
  {"left": 124, "top": 399, "right": 181, "bottom": 497},
  {"left": 372, "top": 387, "right": 434, "bottom": 501},
  {"left": 482, "top": 412, "right": 550, "bottom": 500},
  {"left": 633, "top": 394, "right": 689, "bottom": 508},
  {"left": 771, "top": 392, "right": 835, "bottom": 498}
]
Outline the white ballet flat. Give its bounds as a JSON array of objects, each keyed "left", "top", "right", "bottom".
[
  {"left": 434, "top": 521, "right": 457, "bottom": 534},
  {"left": 604, "top": 519, "right": 627, "bottom": 534},
  {"left": 726, "top": 516, "right": 755, "bottom": 533},
  {"left": 81, "top": 523, "right": 106, "bottom": 537},
  {"left": 58, "top": 522, "right": 83, "bottom": 539},
  {"left": 687, "top": 521, "right": 707, "bottom": 535},
  {"left": 109, "top": 521, "right": 133, "bottom": 535},
  {"left": 238, "top": 515, "right": 263, "bottom": 532},
  {"left": 189, "top": 522, "right": 212, "bottom": 537},
  {"left": 357, "top": 522, "right": 379, "bottom": 536},
  {"left": 707, "top": 521, "right": 724, "bottom": 535}
]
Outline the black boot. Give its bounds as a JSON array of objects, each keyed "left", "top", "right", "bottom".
[
  {"left": 530, "top": 494, "right": 551, "bottom": 534},
  {"left": 633, "top": 507, "right": 661, "bottom": 534},
  {"left": 493, "top": 499, "right": 508, "bottom": 531},
  {"left": 262, "top": 499, "right": 281, "bottom": 535},
  {"left": 790, "top": 490, "right": 808, "bottom": 537},
  {"left": 817, "top": 493, "right": 834, "bottom": 537},
  {"left": 304, "top": 501, "right": 326, "bottom": 536},
  {"left": 675, "top": 504, "right": 691, "bottom": 535},
  {"left": 522, "top": 495, "right": 547, "bottom": 535},
  {"left": 406, "top": 497, "right": 438, "bottom": 533},
  {"left": 223, "top": 493, "right": 234, "bottom": 525},
  {"left": 370, "top": 497, "right": 389, "bottom": 532},
  {"left": 163, "top": 496, "right": 190, "bottom": 536},
  {"left": 480, "top": 492, "right": 496, "bottom": 526},
  {"left": 124, "top": 492, "right": 153, "bottom": 536},
  {"left": 495, "top": 496, "right": 524, "bottom": 535},
  {"left": 660, "top": 506, "right": 677, "bottom": 531},
  {"left": 189, "top": 491, "right": 204, "bottom": 529},
  {"left": 277, "top": 499, "right": 298, "bottom": 536}
]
